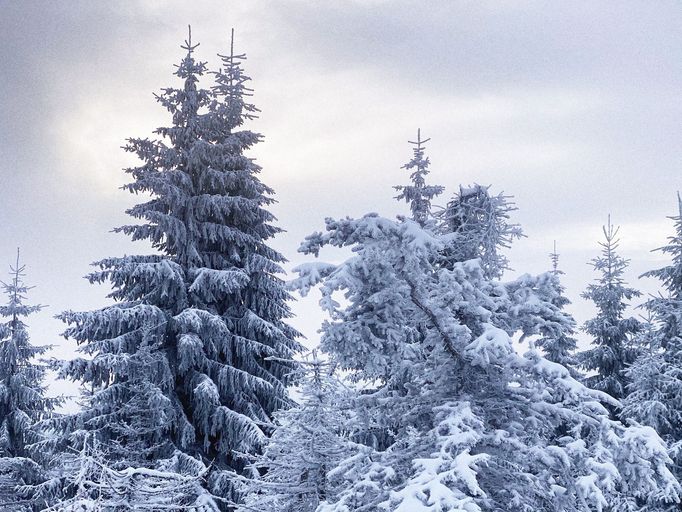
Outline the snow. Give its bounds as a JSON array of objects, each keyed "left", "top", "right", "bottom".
[{"left": 463, "top": 324, "right": 513, "bottom": 367}]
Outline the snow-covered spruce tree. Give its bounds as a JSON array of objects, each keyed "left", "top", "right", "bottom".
[
  {"left": 50, "top": 30, "right": 301, "bottom": 507},
  {"left": 621, "top": 314, "right": 674, "bottom": 435},
  {"left": 294, "top": 216, "right": 680, "bottom": 512},
  {"left": 239, "top": 353, "right": 351, "bottom": 512},
  {"left": 394, "top": 129, "right": 444, "bottom": 227},
  {"left": 536, "top": 242, "right": 581, "bottom": 379},
  {"left": 291, "top": 158, "right": 680, "bottom": 509},
  {"left": 621, "top": 316, "right": 682, "bottom": 512},
  {"left": 0, "top": 251, "right": 60, "bottom": 511},
  {"left": 624, "top": 194, "right": 682, "bottom": 482},
  {"left": 579, "top": 217, "right": 642, "bottom": 402}
]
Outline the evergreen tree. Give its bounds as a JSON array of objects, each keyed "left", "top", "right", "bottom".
[
  {"left": 0, "top": 250, "right": 60, "bottom": 511},
  {"left": 536, "top": 242, "right": 581, "bottom": 378},
  {"left": 291, "top": 148, "right": 680, "bottom": 510},
  {"left": 621, "top": 315, "right": 674, "bottom": 435},
  {"left": 625, "top": 194, "right": 682, "bottom": 484},
  {"left": 579, "top": 217, "right": 642, "bottom": 401},
  {"left": 394, "top": 129, "right": 444, "bottom": 226},
  {"left": 51, "top": 29, "right": 301, "bottom": 507},
  {"left": 239, "top": 353, "right": 350, "bottom": 512}
]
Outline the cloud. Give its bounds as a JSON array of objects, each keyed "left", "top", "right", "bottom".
[
  {"left": 1, "top": 1, "right": 682, "bottom": 404},
  {"left": 266, "top": 1, "right": 682, "bottom": 92}
]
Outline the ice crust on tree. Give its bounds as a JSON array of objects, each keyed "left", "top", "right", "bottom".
[{"left": 437, "top": 183, "right": 523, "bottom": 279}]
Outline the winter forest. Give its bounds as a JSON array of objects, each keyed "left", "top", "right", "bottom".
[{"left": 3, "top": 4, "right": 682, "bottom": 512}]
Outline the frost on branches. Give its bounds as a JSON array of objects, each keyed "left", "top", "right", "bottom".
[
  {"left": 579, "top": 218, "right": 642, "bottom": 402},
  {"left": 42, "top": 434, "right": 218, "bottom": 512},
  {"left": 239, "top": 354, "right": 351, "bottom": 512},
  {"left": 437, "top": 184, "right": 523, "bottom": 280},
  {"left": 622, "top": 317, "right": 673, "bottom": 436},
  {"left": 289, "top": 139, "right": 680, "bottom": 511},
  {"left": 49, "top": 30, "right": 301, "bottom": 508},
  {"left": 0, "top": 252, "right": 60, "bottom": 511}
]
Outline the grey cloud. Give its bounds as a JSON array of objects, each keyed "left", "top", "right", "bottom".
[
  {"left": 0, "top": 1, "right": 680, "bottom": 401},
  {"left": 267, "top": 1, "right": 682, "bottom": 93}
]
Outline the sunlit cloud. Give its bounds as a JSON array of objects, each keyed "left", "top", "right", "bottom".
[{"left": 1, "top": 1, "right": 681, "bottom": 404}]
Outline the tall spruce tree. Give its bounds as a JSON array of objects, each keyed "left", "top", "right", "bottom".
[
  {"left": 0, "top": 251, "right": 59, "bottom": 511},
  {"left": 51, "top": 29, "right": 301, "bottom": 507},
  {"left": 536, "top": 242, "right": 580, "bottom": 378},
  {"left": 579, "top": 217, "right": 642, "bottom": 401},
  {"left": 625, "top": 194, "right": 682, "bottom": 484}
]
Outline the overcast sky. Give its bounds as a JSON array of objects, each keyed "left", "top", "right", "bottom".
[{"left": 1, "top": 1, "right": 681, "bottom": 404}]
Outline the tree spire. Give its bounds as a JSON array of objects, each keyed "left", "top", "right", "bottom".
[
  {"left": 10, "top": 248, "right": 20, "bottom": 329},
  {"left": 409, "top": 128, "right": 430, "bottom": 152},
  {"left": 230, "top": 27, "right": 235, "bottom": 64},
  {"left": 394, "top": 129, "right": 443, "bottom": 226},
  {"left": 182, "top": 24, "right": 199, "bottom": 54},
  {"left": 550, "top": 240, "right": 560, "bottom": 274}
]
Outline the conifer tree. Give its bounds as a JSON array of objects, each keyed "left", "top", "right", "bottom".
[
  {"left": 536, "top": 242, "right": 581, "bottom": 378},
  {"left": 239, "top": 353, "right": 350, "bottom": 512},
  {"left": 291, "top": 144, "right": 680, "bottom": 510},
  {"left": 579, "top": 217, "right": 642, "bottom": 401},
  {"left": 621, "top": 315, "right": 674, "bottom": 435},
  {"left": 51, "top": 29, "right": 301, "bottom": 507},
  {"left": 624, "top": 194, "right": 682, "bottom": 483},
  {"left": 0, "top": 250, "right": 59, "bottom": 511},
  {"left": 394, "top": 129, "right": 444, "bottom": 226}
]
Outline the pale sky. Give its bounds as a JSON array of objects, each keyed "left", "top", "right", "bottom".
[{"left": 1, "top": 1, "right": 681, "bottom": 405}]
